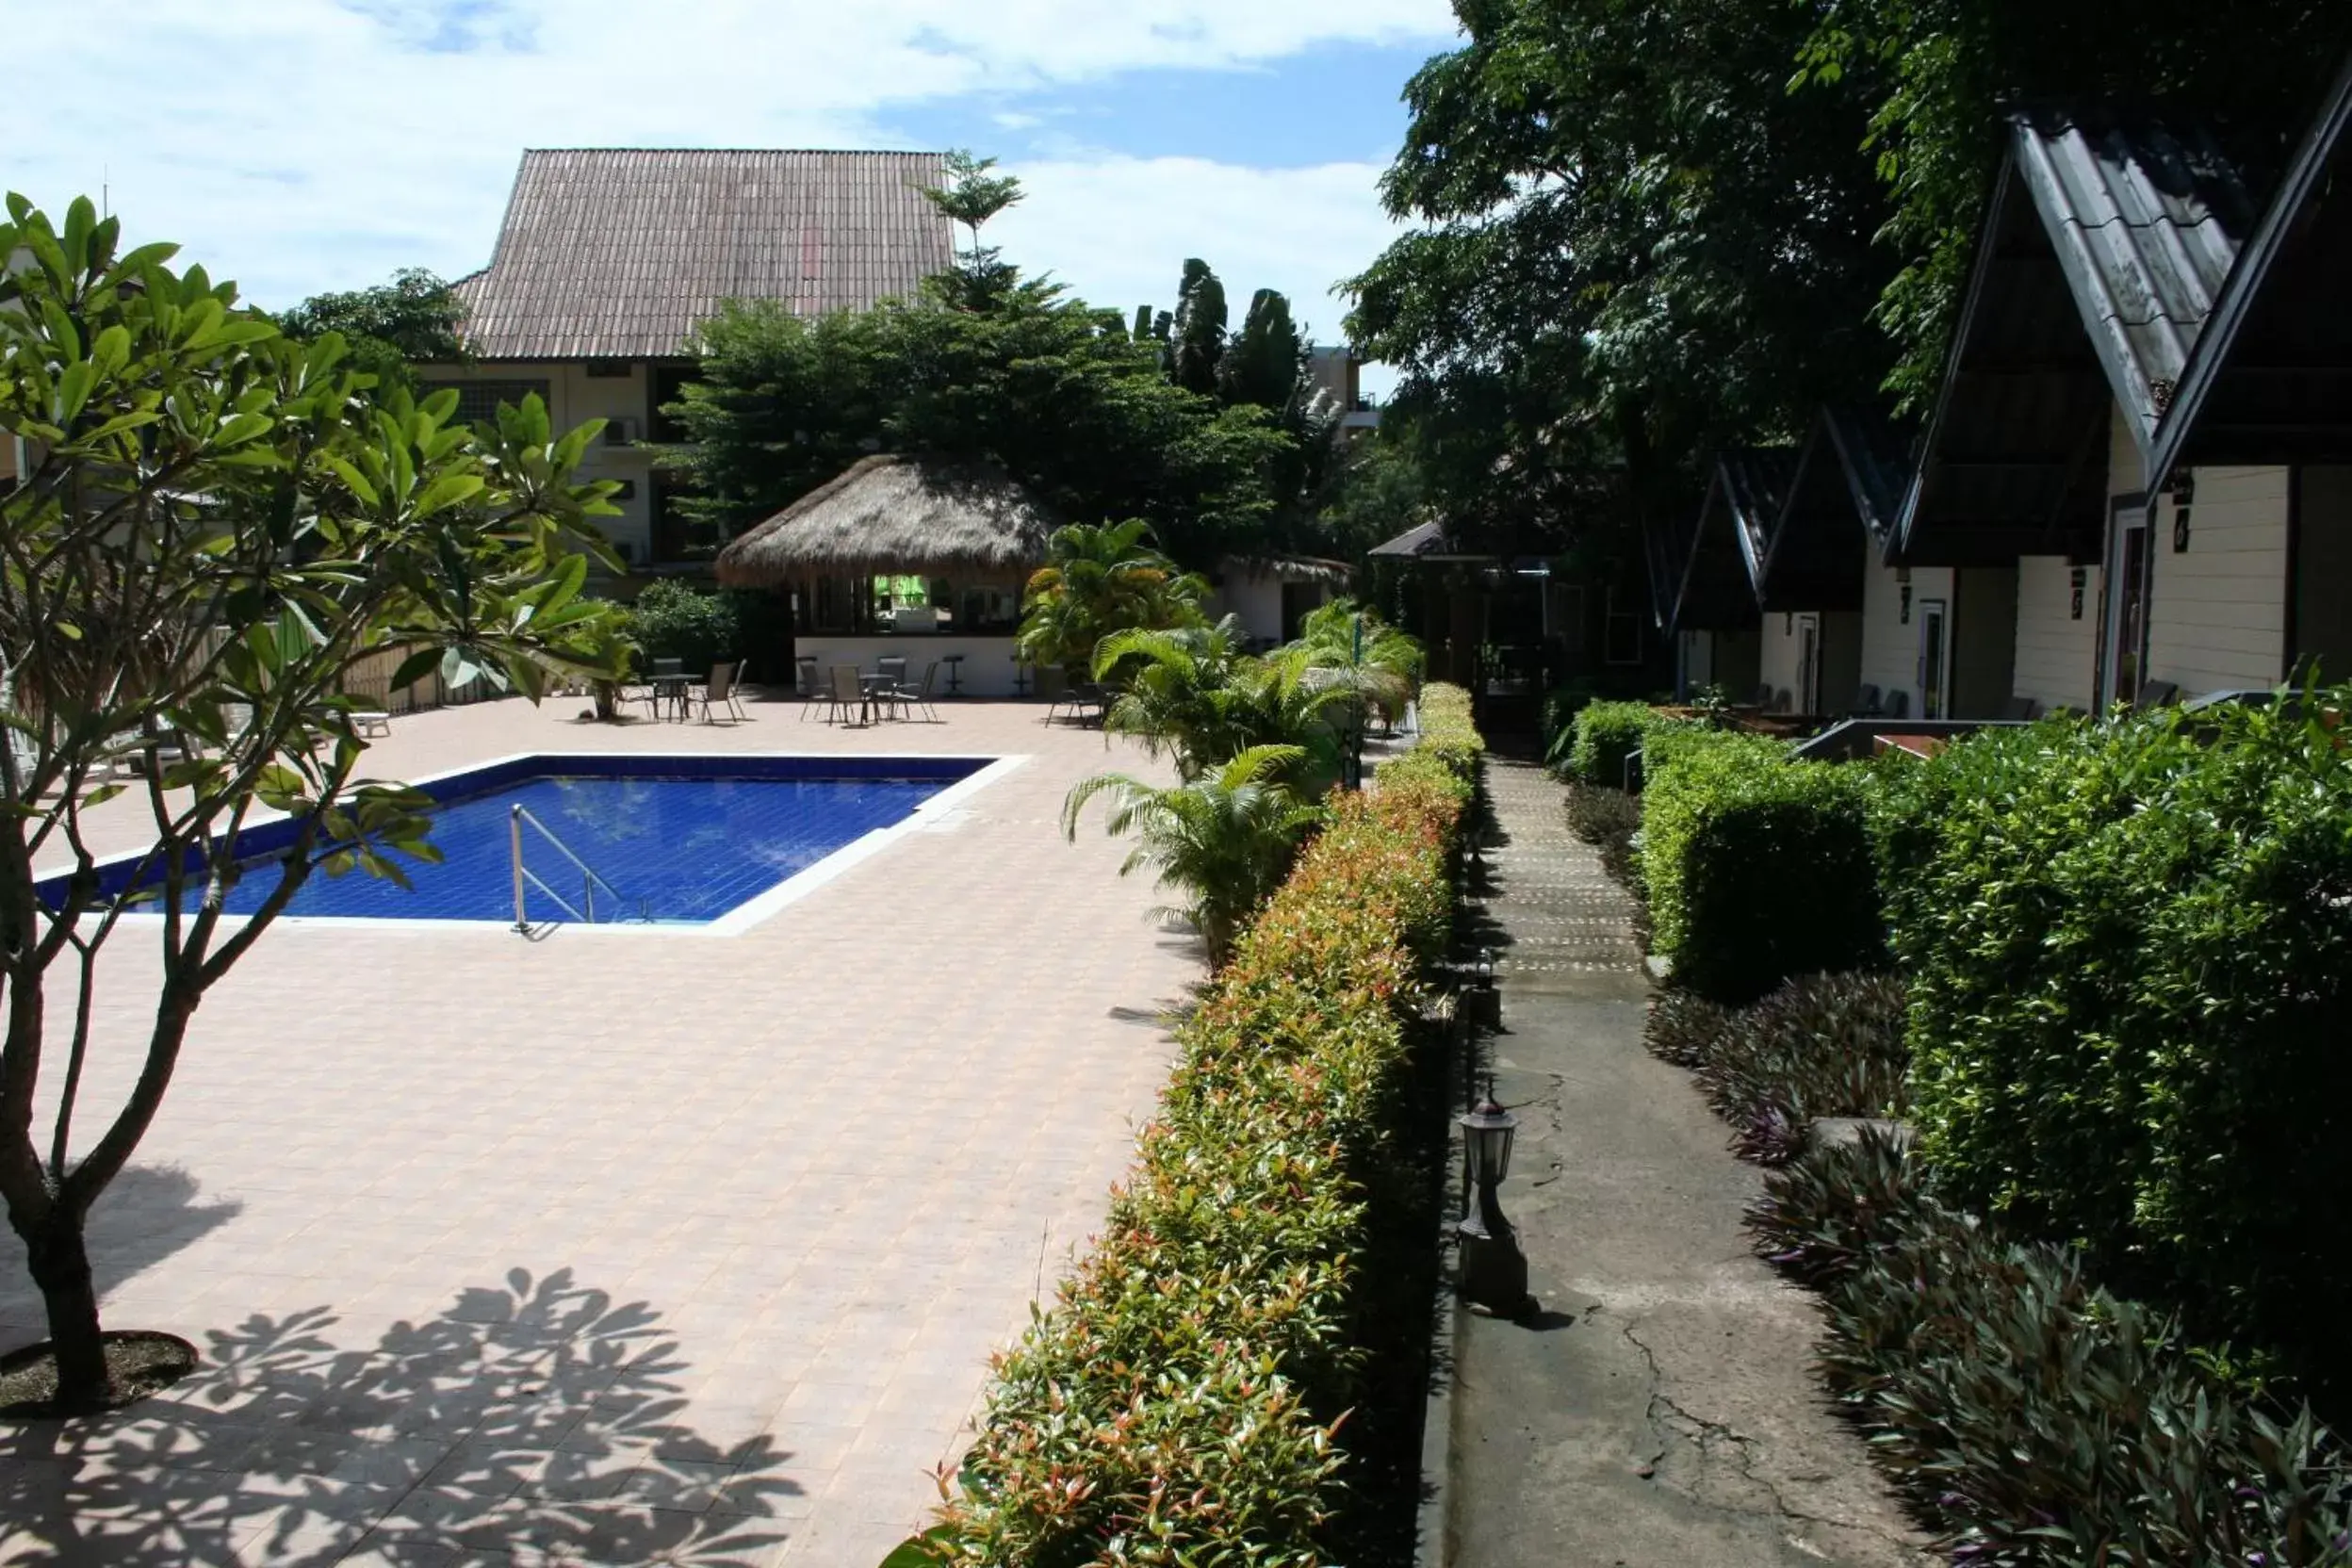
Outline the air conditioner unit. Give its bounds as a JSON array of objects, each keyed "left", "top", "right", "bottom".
[{"left": 603, "top": 416, "right": 642, "bottom": 448}]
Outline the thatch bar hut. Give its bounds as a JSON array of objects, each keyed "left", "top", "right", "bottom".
[{"left": 715, "top": 453, "right": 1056, "bottom": 695}]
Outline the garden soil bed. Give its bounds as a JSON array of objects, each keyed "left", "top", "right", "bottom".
[{"left": 0, "top": 1331, "right": 198, "bottom": 1418}]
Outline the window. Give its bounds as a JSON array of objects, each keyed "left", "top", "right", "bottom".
[
  {"left": 584, "top": 359, "right": 632, "bottom": 379},
  {"left": 649, "top": 364, "right": 694, "bottom": 444},
  {"left": 809, "top": 576, "right": 858, "bottom": 631},
  {"left": 419, "top": 379, "right": 550, "bottom": 432}
]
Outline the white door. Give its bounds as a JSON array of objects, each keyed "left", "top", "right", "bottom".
[
  {"left": 1916, "top": 598, "right": 1951, "bottom": 719},
  {"left": 2101, "top": 505, "right": 2152, "bottom": 709}
]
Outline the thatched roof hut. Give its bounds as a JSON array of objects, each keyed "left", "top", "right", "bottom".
[{"left": 714, "top": 454, "right": 1057, "bottom": 587}]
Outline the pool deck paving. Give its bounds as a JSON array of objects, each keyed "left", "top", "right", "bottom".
[{"left": 1, "top": 693, "right": 1198, "bottom": 1566}]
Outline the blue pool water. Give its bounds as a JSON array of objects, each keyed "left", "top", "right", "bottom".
[{"left": 177, "top": 770, "right": 956, "bottom": 925}]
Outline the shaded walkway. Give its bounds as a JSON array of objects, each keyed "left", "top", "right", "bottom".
[{"left": 1444, "top": 756, "right": 1923, "bottom": 1567}]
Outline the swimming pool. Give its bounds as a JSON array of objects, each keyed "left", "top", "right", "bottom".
[{"left": 48, "top": 754, "right": 1008, "bottom": 932}]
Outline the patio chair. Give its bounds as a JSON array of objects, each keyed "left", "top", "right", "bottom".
[
  {"left": 825, "top": 663, "right": 865, "bottom": 725},
  {"left": 1883, "top": 689, "right": 1909, "bottom": 719},
  {"left": 877, "top": 655, "right": 908, "bottom": 691},
  {"left": 1851, "top": 683, "right": 1883, "bottom": 717},
  {"left": 2001, "top": 694, "right": 2042, "bottom": 721},
  {"left": 693, "top": 662, "right": 749, "bottom": 723},
  {"left": 890, "top": 661, "right": 941, "bottom": 724},
  {"left": 2137, "top": 678, "right": 2180, "bottom": 709},
  {"left": 1047, "top": 680, "right": 1107, "bottom": 727},
  {"left": 796, "top": 657, "right": 828, "bottom": 722},
  {"left": 1754, "top": 681, "right": 1775, "bottom": 709}
]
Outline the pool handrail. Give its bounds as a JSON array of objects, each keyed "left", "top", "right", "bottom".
[{"left": 509, "top": 804, "right": 638, "bottom": 930}]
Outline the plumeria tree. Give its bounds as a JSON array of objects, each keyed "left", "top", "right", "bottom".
[{"left": 0, "top": 196, "right": 625, "bottom": 1411}]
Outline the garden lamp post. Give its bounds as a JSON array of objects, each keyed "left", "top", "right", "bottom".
[{"left": 1457, "top": 1083, "right": 1531, "bottom": 1316}]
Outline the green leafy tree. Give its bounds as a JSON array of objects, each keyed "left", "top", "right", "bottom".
[
  {"left": 1794, "top": 0, "right": 2349, "bottom": 404},
  {"left": 1168, "top": 258, "right": 1228, "bottom": 398},
  {"left": 919, "top": 149, "right": 1027, "bottom": 311},
  {"left": 623, "top": 579, "right": 742, "bottom": 674},
  {"left": 0, "top": 196, "right": 623, "bottom": 1411},
  {"left": 276, "top": 267, "right": 467, "bottom": 396},
  {"left": 1061, "top": 744, "right": 1327, "bottom": 967},
  {"left": 1016, "top": 520, "right": 1204, "bottom": 684},
  {"left": 1348, "top": 0, "right": 1899, "bottom": 543},
  {"left": 1218, "top": 288, "right": 1305, "bottom": 415},
  {"left": 667, "top": 279, "right": 1288, "bottom": 564}
]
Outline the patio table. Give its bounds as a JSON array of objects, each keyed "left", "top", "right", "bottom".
[
  {"left": 650, "top": 674, "right": 694, "bottom": 721},
  {"left": 858, "top": 671, "right": 897, "bottom": 725}
]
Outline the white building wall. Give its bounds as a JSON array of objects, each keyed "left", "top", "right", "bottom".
[
  {"left": 2147, "top": 466, "right": 2291, "bottom": 696},
  {"left": 1208, "top": 576, "right": 1285, "bottom": 645},
  {"left": 2012, "top": 555, "right": 2099, "bottom": 712},
  {"left": 1859, "top": 552, "right": 1953, "bottom": 717},
  {"left": 416, "top": 359, "right": 662, "bottom": 564}
]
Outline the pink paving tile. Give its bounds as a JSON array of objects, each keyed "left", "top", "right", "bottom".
[{"left": 2, "top": 698, "right": 1190, "bottom": 1567}]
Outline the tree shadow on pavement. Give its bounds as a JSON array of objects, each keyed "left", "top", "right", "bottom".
[{"left": 0, "top": 1266, "right": 801, "bottom": 1566}]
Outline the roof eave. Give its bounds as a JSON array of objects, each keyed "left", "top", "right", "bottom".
[{"left": 2148, "top": 52, "right": 2352, "bottom": 488}]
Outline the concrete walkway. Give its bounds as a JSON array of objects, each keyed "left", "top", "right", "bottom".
[{"left": 1443, "top": 756, "right": 1925, "bottom": 1568}]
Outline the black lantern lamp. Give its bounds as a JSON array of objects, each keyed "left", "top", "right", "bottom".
[
  {"left": 1456, "top": 1080, "right": 1532, "bottom": 1316},
  {"left": 1462, "top": 945, "right": 1500, "bottom": 1028}
]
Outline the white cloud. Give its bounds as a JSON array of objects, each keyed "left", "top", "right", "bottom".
[{"left": 6, "top": 0, "right": 1441, "bottom": 397}]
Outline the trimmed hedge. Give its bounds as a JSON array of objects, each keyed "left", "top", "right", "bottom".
[
  {"left": 1558, "top": 699, "right": 1658, "bottom": 786},
  {"left": 1751, "top": 1135, "right": 2352, "bottom": 1565},
  {"left": 1874, "top": 700, "right": 2352, "bottom": 1399},
  {"left": 1641, "top": 727, "right": 1884, "bottom": 1003},
  {"left": 926, "top": 686, "right": 1480, "bottom": 1565}
]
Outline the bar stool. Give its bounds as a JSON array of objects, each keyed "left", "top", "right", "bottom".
[
  {"left": 941, "top": 653, "right": 965, "bottom": 696},
  {"left": 1011, "top": 657, "right": 1031, "bottom": 697}
]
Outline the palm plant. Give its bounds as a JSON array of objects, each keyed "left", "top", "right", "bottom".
[
  {"left": 1290, "top": 599, "right": 1424, "bottom": 727},
  {"left": 1096, "top": 619, "right": 1355, "bottom": 790},
  {"left": 1016, "top": 519, "right": 1204, "bottom": 684},
  {"left": 1062, "top": 744, "right": 1327, "bottom": 967}
]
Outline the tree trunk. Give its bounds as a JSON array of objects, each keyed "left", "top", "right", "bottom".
[{"left": 20, "top": 1209, "right": 107, "bottom": 1408}]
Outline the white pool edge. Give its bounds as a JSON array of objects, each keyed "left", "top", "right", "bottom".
[{"left": 53, "top": 752, "right": 1030, "bottom": 940}]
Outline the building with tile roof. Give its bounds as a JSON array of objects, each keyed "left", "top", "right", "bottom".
[{"left": 421, "top": 149, "right": 956, "bottom": 569}]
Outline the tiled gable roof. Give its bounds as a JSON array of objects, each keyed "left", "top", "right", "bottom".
[{"left": 455, "top": 149, "right": 956, "bottom": 359}]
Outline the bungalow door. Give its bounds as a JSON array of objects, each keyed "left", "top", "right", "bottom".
[
  {"left": 2101, "top": 503, "right": 2153, "bottom": 709},
  {"left": 1795, "top": 613, "right": 1821, "bottom": 715},
  {"left": 1916, "top": 599, "right": 1950, "bottom": 719}
]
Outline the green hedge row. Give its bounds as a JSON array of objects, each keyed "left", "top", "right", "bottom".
[
  {"left": 1554, "top": 699, "right": 1666, "bottom": 786},
  {"left": 1879, "top": 702, "right": 2352, "bottom": 1400},
  {"left": 924, "top": 686, "right": 1481, "bottom": 1565},
  {"left": 1641, "top": 727, "right": 1884, "bottom": 1003}
]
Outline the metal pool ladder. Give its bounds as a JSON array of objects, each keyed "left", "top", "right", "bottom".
[{"left": 509, "top": 804, "right": 645, "bottom": 930}]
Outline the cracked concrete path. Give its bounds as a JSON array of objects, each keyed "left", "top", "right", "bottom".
[{"left": 1444, "top": 755, "right": 1927, "bottom": 1568}]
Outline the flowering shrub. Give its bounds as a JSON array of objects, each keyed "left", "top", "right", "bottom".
[{"left": 924, "top": 687, "right": 1480, "bottom": 1566}]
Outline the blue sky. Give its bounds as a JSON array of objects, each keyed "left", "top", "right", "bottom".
[{"left": 7, "top": 3, "right": 1457, "bottom": 396}]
